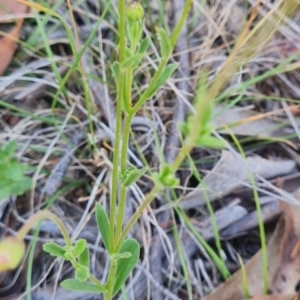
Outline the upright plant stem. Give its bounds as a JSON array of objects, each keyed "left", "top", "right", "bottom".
[
  {"left": 170, "top": 0, "right": 193, "bottom": 47},
  {"left": 116, "top": 185, "right": 162, "bottom": 251},
  {"left": 108, "top": 0, "right": 127, "bottom": 253},
  {"left": 116, "top": 115, "right": 133, "bottom": 240},
  {"left": 105, "top": 0, "right": 126, "bottom": 299},
  {"left": 131, "top": 57, "right": 168, "bottom": 115}
]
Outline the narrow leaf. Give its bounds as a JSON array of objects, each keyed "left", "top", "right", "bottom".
[
  {"left": 120, "top": 54, "right": 143, "bottom": 71},
  {"left": 113, "top": 238, "right": 140, "bottom": 296},
  {"left": 43, "top": 242, "right": 66, "bottom": 259},
  {"left": 73, "top": 239, "right": 86, "bottom": 257},
  {"left": 200, "top": 102, "right": 213, "bottom": 127},
  {"left": 78, "top": 247, "right": 90, "bottom": 269},
  {"left": 95, "top": 204, "right": 110, "bottom": 252},
  {"left": 157, "top": 28, "right": 171, "bottom": 57},
  {"left": 61, "top": 279, "right": 106, "bottom": 293},
  {"left": 138, "top": 37, "right": 150, "bottom": 55},
  {"left": 197, "top": 135, "right": 226, "bottom": 149},
  {"left": 147, "top": 63, "right": 178, "bottom": 98}
]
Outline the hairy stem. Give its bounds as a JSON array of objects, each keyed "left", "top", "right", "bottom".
[
  {"left": 116, "top": 185, "right": 161, "bottom": 251},
  {"left": 16, "top": 210, "right": 72, "bottom": 247},
  {"left": 108, "top": 0, "right": 127, "bottom": 254},
  {"left": 115, "top": 115, "right": 133, "bottom": 240}
]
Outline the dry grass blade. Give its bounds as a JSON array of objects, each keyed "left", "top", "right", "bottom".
[{"left": 208, "top": 0, "right": 300, "bottom": 100}]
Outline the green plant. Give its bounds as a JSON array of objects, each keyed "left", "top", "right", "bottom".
[
  {"left": 0, "top": 0, "right": 246, "bottom": 298},
  {"left": 0, "top": 141, "right": 32, "bottom": 200}
]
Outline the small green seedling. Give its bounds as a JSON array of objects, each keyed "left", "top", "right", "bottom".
[{"left": 0, "top": 141, "right": 32, "bottom": 200}]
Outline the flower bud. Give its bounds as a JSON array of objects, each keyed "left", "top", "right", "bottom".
[
  {"left": 126, "top": 1, "right": 144, "bottom": 22},
  {"left": 0, "top": 237, "right": 25, "bottom": 271}
]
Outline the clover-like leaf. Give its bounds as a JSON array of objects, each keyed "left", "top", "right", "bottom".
[
  {"left": 113, "top": 238, "right": 140, "bottom": 296},
  {"left": 2, "top": 141, "right": 16, "bottom": 157},
  {"left": 43, "top": 242, "right": 66, "bottom": 259},
  {"left": 61, "top": 279, "right": 106, "bottom": 293},
  {"left": 0, "top": 141, "right": 32, "bottom": 200},
  {"left": 75, "top": 265, "right": 90, "bottom": 282},
  {"left": 95, "top": 204, "right": 110, "bottom": 253}
]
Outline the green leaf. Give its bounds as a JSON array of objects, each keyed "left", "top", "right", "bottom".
[
  {"left": 125, "top": 46, "right": 134, "bottom": 58},
  {"left": 61, "top": 279, "right": 106, "bottom": 293},
  {"left": 43, "top": 242, "right": 66, "bottom": 259},
  {"left": 0, "top": 141, "right": 32, "bottom": 200},
  {"left": 120, "top": 166, "right": 147, "bottom": 187},
  {"left": 157, "top": 28, "right": 172, "bottom": 57},
  {"left": 111, "top": 62, "right": 119, "bottom": 85},
  {"left": 73, "top": 239, "right": 86, "bottom": 257},
  {"left": 113, "top": 238, "right": 140, "bottom": 296},
  {"left": 75, "top": 265, "right": 90, "bottom": 282},
  {"left": 120, "top": 54, "right": 144, "bottom": 71},
  {"left": 200, "top": 102, "right": 213, "bottom": 127},
  {"left": 5, "top": 163, "right": 26, "bottom": 181},
  {"left": 95, "top": 204, "right": 110, "bottom": 253},
  {"left": 2, "top": 141, "right": 16, "bottom": 157},
  {"left": 138, "top": 37, "right": 150, "bottom": 55},
  {"left": 78, "top": 247, "right": 90, "bottom": 269},
  {"left": 147, "top": 63, "right": 178, "bottom": 98},
  {"left": 197, "top": 135, "right": 226, "bottom": 149}
]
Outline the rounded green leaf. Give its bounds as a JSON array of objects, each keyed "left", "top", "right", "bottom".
[{"left": 75, "top": 265, "right": 89, "bottom": 282}]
